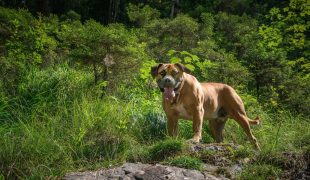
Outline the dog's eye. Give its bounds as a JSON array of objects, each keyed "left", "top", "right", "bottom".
[
  {"left": 172, "top": 71, "right": 179, "bottom": 76},
  {"left": 160, "top": 71, "right": 166, "bottom": 76}
]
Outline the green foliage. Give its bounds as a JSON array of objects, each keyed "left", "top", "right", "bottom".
[
  {"left": 127, "top": 3, "right": 160, "bottom": 27},
  {"left": 0, "top": 7, "right": 58, "bottom": 94},
  {"left": 200, "top": 12, "right": 215, "bottom": 39},
  {"left": 139, "top": 59, "right": 157, "bottom": 81},
  {"left": 167, "top": 155, "right": 203, "bottom": 170},
  {"left": 148, "top": 139, "right": 185, "bottom": 162},
  {"left": 145, "top": 14, "right": 199, "bottom": 60},
  {"left": 251, "top": 0, "right": 309, "bottom": 114},
  {"left": 215, "top": 12, "right": 258, "bottom": 58},
  {"left": 60, "top": 19, "right": 147, "bottom": 88},
  {"left": 167, "top": 50, "right": 199, "bottom": 72}
]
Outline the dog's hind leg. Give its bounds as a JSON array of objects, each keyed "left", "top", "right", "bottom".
[
  {"left": 208, "top": 119, "right": 227, "bottom": 143},
  {"left": 224, "top": 89, "right": 260, "bottom": 149},
  {"left": 231, "top": 113, "right": 261, "bottom": 150}
]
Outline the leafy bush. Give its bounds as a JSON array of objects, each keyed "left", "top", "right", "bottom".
[
  {"left": 127, "top": 3, "right": 160, "bottom": 27},
  {"left": 0, "top": 7, "right": 58, "bottom": 94},
  {"left": 60, "top": 19, "right": 147, "bottom": 89}
]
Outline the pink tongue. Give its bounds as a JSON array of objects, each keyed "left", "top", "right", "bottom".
[{"left": 164, "top": 87, "right": 175, "bottom": 101}]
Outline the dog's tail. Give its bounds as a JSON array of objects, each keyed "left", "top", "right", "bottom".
[{"left": 248, "top": 116, "right": 260, "bottom": 125}]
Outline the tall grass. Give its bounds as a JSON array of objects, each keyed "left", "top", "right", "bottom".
[
  {"left": 0, "top": 66, "right": 134, "bottom": 178},
  {"left": 225, "top": 108, "right": 310, "bottom": 152}
]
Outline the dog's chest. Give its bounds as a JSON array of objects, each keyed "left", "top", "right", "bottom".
[{"left": 171, "top": 103, "right": 192, "bottom": 119}]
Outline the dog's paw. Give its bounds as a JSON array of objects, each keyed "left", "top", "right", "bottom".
[{"left": 187, "top": 137, "right": 200, "bottom": 144}]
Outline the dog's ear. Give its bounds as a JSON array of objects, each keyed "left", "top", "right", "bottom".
[
  {"left": 175, "top": 63, "right": 191, "bottom": 73},
  {"left": 151, "top": 63, "right": 163, "bottom": 78}
]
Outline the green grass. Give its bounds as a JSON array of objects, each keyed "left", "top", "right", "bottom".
[
  {"left": 239, "top": 164, "right": 282, "bottom": 180},
  {"left": 0, "top": 97, "right": 133, "bottom": 178},
  {"left": 232, "top": 145, "right": 253, "bottom": 159},
  {"left": 167, "top": 155, "right": 203, "bottom": 170},
  {"left": 0, "top": 67, "right": 135, "bottom": 178},
  {"left": 224, "top": 109, "right": 310, "bottom": 152},
  {"left": 148, "top": 138, "right": 186, "bottom": 162}
]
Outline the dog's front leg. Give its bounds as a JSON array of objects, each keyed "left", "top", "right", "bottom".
[
  {"left": 192, "top": 106, "right": 204, "bottom": 143},
  {"left": 167, "top": 115, "right": 179, "bottom": 137}
]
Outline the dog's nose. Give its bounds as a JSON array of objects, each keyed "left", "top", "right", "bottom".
[{"left": 165, "top": 79, "right": 171, "bottom": 83}]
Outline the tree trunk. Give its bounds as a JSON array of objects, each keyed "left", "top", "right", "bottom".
[
  {"left": 255, "top": 74, "right": 260, "bottom": 99},
  {"left": 113, "top": 0, "right": 120, "bottom": 22},
  {"left": 37, "top": 0, "right": 50, "bottom": 15},
  {"left": 109, "top": 0, "right": 113, "bottom": 23},
  {"left": 93, "top": 61, "right": 98, "bottom": 84},
  {"left": 100, "top": 65, "right": 108, "bottom": 98},
  {"left": 170, "top": 0, "right": 180, "bottom": 18},
  {"left": 108, "top": 0, "right": 120, "bottom": 23}
]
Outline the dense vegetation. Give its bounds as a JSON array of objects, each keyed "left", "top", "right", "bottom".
[{"left": 0, "top": 0, "right": 309, "bottom": 179}]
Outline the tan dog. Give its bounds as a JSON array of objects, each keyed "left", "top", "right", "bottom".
[{"left": 151, "top": 63, "right": 260, "bottom": 149}]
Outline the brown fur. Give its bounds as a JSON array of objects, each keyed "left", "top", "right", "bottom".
[{"left": 151, "top": 63, "right": 261, "bottom": 150}]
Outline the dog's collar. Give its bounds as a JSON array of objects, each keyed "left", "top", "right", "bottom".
[
  {"left": 171, "top": 78, "right": 184, "bottom": 105},
  {"left": 173, "top": 81, "right": 181, "bottom": 92}
]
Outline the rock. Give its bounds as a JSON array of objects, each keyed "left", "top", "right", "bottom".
[
  {"left": 204, "top": 164, "right": 219, "bottom": 173},
  {"left": 63, "top": 143, "right": 252, "bottom": 180},
  {"left": 189, "top": 143, "right": 239, "bottom": 154},
  {"left": 63, "top": 163, "right": 225, "bottom": 180}
]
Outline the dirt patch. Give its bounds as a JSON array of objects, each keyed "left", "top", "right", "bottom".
[{"left": 280, "top": 152, "right": 310, "bottom": 179}]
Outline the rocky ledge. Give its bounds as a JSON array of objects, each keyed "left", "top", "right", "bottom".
[
  {"left": 63, "top": 143, "right": 309, "bottom": 180},
  {"left": 63, "top": 163, "right": 227, "bottom": 180},
  {"left": 63, "top": 143, "right": 247, "bottom": 180}
]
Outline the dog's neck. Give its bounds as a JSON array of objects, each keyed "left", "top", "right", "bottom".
[{"left": 169, "top": 74, "right": 186, "bottom": 105}]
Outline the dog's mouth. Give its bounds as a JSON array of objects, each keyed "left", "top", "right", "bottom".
[{"left": 163, "top": 87, "right": 175, "bottom": 101}]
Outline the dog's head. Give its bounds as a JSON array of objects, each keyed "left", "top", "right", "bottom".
[{"left": 151, "top": 63, "right": 190, "bottom": 101}]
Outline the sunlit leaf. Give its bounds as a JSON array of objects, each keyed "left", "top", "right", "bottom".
[{"left": 170, "top": 57, "right": 181, "bottom": 63}]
